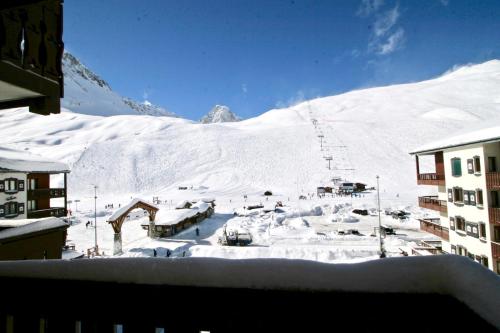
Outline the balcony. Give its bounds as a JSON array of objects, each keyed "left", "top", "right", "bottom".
[
  {"left": 27, "top": 207, "right": 65, "bottom": 219},
  {"left": 0, "top": 0, "right": 63, "bottom": 115},
  {"left": 417, "top": 173, "right": 446, "bottom": 186},
  {"left": 0, "top": 256, "right": 498, "bottom": 332},
  {"left": 419, "top": 218, "right": 449, "bottom": 241},
  {"left": 492, "top": 242, "right": 500, "bottom": 260},
  {"left": 486, "top": 172, "right": 500, "bottom": 190},
  {"left": 27, "top": 188, "right": 66, "bottom": 199},
  {"left": 489, "top": 207, "right": 500, "bottom": 225},
  {"left": 418, "top": 196, "right": 447, "bottom": 213}
]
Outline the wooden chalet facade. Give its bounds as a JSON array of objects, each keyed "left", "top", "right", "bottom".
[{"left": 0, "top": 0, "right": 64, "bottom": 115}]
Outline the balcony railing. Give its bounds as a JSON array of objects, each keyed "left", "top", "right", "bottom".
[
  {"left": 489, "top": 207, "right": 500, "bottom": 225},
  {"left": 28, "top": 188, "right": 66, "bottom": 199},
  {"left": 492, "top": 242, "right": 500, "bottom": 260},
  {"left": 0, "top": 257, "right": 498, "bottom": 332},
  {"left": 419, "top": 218, "right": 450, "bottom": 241},
  {"left": 27, "top": 207, "right": 66, "bottom": 219},
  {"left": 417, "top": 173, "right": 445, "bottom": 186},
  {"left": 418, "top": 196, "right": 447, "bottom": 213},
  {"left": 486, "top": 172, "right": 500, "bottom": 189}
]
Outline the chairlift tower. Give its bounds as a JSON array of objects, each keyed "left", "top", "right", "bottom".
[
  {"left": 376, "top": 175, "right": 385, "bottom": 258},
  {"left": 318, "top": 134, "right": 324, "bottom": 149},
  {"left": 93, "top": 185, "right": 99, "bottom": 255},
  {"left": 325, "top": 156, "right": 333, "bottom": 170}
]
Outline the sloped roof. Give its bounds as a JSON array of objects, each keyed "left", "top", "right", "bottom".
[
  {"left": 0, "top": 217, "right": 68, "bottom": 242},
  {"left": 0, "top": 147, "right": 69, "bottom": 173},
  {"left": 410, "top": 126, "right": 500, "bottom": 155}
]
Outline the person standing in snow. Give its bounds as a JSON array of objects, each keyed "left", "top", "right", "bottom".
[
  {"left": 153, "top": 249, "right": 157, "bottom": 257},
  {"left": 196, "top": 227, "right": 200, "bottom": 237}
]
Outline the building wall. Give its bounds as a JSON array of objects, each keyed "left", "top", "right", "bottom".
[
  {"left": 443, "top": 144, "right": 492, "bottom": 270},
  {"left": 0, "top": 172, "right": 27, "bottom": 220},
  {"left": 0, "top": 229, "right": 67, "bottom": 260}
]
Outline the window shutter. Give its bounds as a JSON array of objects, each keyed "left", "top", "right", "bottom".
[
  {"left": 469, "top": 191, "right": 476, "bottom": 206},
  {"left": 18, "top": 180, "right": 24, "bottom": 191},
  {"left": 448, "top": 189, "right": 453, "bottom": 202},
  {"left": 0, "top": 181, "right": 4, "bottom": 192},
  {"left": 464, "top": 191, "right": 470, "bottom": 205},
  {"left": 449, "top": 217, "right": 455, "bottom": 230},
  {"left": 467, "top": 159, "right": 474, "bottom": 174},
  {"left": 17, "top": 203, "right": 25, "bottom": 214},
  {"left": 0, "top": 205, "right": 4, "bottom": 217}
]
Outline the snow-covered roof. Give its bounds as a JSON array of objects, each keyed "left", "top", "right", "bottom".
[
  {"left": 0, "top": 217, "right": 56, "bottom": 228},
  {"left": 0, "top": 147, "right": 69, "bottom": 173},
  {"left": 410, "top": 126, "right": 500, "bottom": 155},
  {"left": 0, "top": 256, "right": 498, "bottom": 328},
  {"left": 153, "top": 209, "right": 199, "bottom": 226},
  {"left": 191, "top": 201, "right": 210, "bottom": 213},
  {"left": 0, "top": 218, "right": 68, "bottom": 241},
  {"left": 108, "top": 198, "right": 159, "bottom": 222}
]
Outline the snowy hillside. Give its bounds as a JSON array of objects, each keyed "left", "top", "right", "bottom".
[
  {"left": 62, "top": 52, "right": 176, "bottom": 117},
  {"left": 200, "top": 105, "right": 241, "bottom": 123},
  {"left": 2, "top": 60, "right": 500, "bottom": 201}
]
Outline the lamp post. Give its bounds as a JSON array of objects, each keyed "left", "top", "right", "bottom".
[
  {"left": 376, "top": 175, "right": 385, "bottom": 258},
  {"left": 93, "top": 185, "right": 98, "bottom": 255}
]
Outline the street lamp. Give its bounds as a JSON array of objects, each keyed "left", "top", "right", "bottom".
[
  {"left": 376, "top": 175, "right": 386, "bottom": 258},
  {"left": 93, "top": 185, "right": 98, "bottom": 255}
]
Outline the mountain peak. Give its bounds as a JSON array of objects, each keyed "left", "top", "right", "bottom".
[{"left": 200, "top": 105, "right": 241, "bottom": 124}]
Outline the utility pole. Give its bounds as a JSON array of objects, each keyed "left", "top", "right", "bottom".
[
  {"left": 94, "top": 185, "right": 98, "bottom": 255},
  {"left": 325, "top": 156, "right": 333, "bottom": 170},
  {"left": 376, "top": 176, "right": 385, "bottom": 258}
]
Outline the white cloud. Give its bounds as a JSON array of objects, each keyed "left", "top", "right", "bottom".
[
  {"left": 357, "top": 0, "right": 385, "bottom": 17},
  {"left": 377, "top": 28, "right": 405, "bottom": 55},
  {"left": 241, "top": 83, "right": 248, "bottom": 94},
  {"left": 373, "top": 5, "right": 399, "bottom": 37}
]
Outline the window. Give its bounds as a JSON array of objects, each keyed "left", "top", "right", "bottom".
[
  {"left": 451, "top": 158, "right": 462, "bottom": 176},
  {"left": 494, "top": 226, "right": 500, "bottom": 242},
  {"left": 467, "top": 159, "right": 474, "bottom": 174},
  {"left": 481, "top": 256, "right": 489, "bottom": 268},
  {"left": 488, "top": 156, "right": 497, "bottom": 172},
  {"left": 466, "top": 222, "right": 479, "bottom": 238},
  {"left": 447, "top": 188, "right": 453, "bottom": 202},
  {"left": 449, "top": 217, "right": 455, "bottom": 230},
  {"left": 28, "top": 178, "right": 36, "bottom": 190},
  {"left": 457, "top": 245, "right": 467, "bottom": 256},
  {"left": 476, "top": 189, "right": 483, "bottom": 206},
  {"left": 28, "top": 200, "right": 37, "bottom": 211},
  {"left": 453, "top": 187, "right": 463, "bottom": 203},
  {"left": 464, "top": 190, "right": 476, "bottom": 206},
  {"left": 0, "top": 181, "right": 3, "bottom": 192},
  {"left": 4, "top": 178, "right": 18, "bottom": 193},
  {"left": 456, "top": 216, "right": 466, "bottom": 232},
  {"left": 467, "top": 252, "right": 475, "bottom": 260},
  {"left": 479, "top": 222, "right": 487, "bottom": 239},
  {"left": 4, "top": 202, "right": 18, "bottom": 217},
  {"left": 451, "top": 245, "right": 456, "bottom": 254},
  {"left": 473, "top": 156, "right": 481, "bottom": 173}
]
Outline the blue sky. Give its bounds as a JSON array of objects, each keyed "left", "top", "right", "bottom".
[{"left": 64, "top": 0, "right": 500, "bottom": 120}]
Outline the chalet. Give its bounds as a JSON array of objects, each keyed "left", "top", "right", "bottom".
[{"left": 0, "top": 148, "right": 69, "bottom": 220}]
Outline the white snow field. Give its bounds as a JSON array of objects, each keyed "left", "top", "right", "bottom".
[{"left": 2, "top": 60, "right": 500, "bottom": 261}]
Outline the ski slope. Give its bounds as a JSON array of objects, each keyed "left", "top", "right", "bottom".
[{"left": 1, "top": 60, "right": 500, "bottom": 201}]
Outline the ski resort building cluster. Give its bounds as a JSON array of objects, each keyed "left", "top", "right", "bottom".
[{"left": 412, "top": 126, "right": 500, "bottom": 273}]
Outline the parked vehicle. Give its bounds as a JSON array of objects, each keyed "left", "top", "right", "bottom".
[
  {"left": 391, "top": 210, "right": 410, "bottom": 220},
  {"left": 352, "top": 209, "right": 368, "bottom": 216},
  {"left": 218, "top": 227, "right": 252, "bottom": 246},
  {"left": 381, "top": 224, "right": 396, "bottom": 235}
]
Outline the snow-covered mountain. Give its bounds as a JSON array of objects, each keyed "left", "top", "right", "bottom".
[
  {"left": 2, "top": 60, "right": 500, "bottom": 200},
  {"left": 62, "top": 52, "right": 176, "bottom": 117},
  {"left": 200, "top": 105, "right": 241, "bottom": 123}
]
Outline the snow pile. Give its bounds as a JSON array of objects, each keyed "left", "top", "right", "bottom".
[{"left": 200, "top": 105, "right": 241, "bottom": 123}]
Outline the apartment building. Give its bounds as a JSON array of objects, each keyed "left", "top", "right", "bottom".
[
  {"left": 411, "top": 126, "right": 500, "bottom": 273},
  {"left": 0, "top": 148, "right": 69, "bottom": 220}
]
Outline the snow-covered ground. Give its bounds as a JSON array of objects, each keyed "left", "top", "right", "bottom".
[{"left": 3, "top": 59, "right": 500, "bottom": 264}]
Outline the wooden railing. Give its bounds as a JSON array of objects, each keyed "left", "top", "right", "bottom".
[
  {"left": 417, "top": 173, "right": 445, "bottom": 186},
  {"left": 27, "top": 207, "right": 65, "bottom": 219},
  {"left": 489, "top": 207, "right": 500, "bottom": 225},
  {"left": 0, "top": 257, "right": 498, "bottom": 332},
  {"left": 0, "top": 0, "right": 63, "bottom": 114},
  {"left": 28, "top": 188, "right": 66, "bottom": 199},
  {"left": 486, "top": 172, "right": 500, "bottom": 189},
  {"left": 492, "top": 242, "right": 500, "bottom": 260},
  {"left": 418, "top": 196, "right": 447, "bottom": 213},
  {"left": 419, "top": 218, "right": 450, "bottom": 241}
]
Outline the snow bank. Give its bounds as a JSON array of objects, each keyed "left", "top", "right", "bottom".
[{"left": 0, "top": 256, "right": 498, "bottom": 328}]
